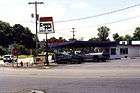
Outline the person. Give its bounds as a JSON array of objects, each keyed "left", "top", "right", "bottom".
[
  {"left": 52, "top": 53, "right": 55, "bottom": 60},
  {"left": 52, "top": 53, "right": 57, "bottom": 63},
  {"left": 20, "top": 61, "right": 23, "bottom": 67}
]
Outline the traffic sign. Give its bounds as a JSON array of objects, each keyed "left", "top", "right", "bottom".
[{"left": 39, "top": 17, "right": 55, "bottom": 34}]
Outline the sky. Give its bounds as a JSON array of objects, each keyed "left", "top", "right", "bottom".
[{"left": 1, "top": 0, "right": 140, "bottom": 41}]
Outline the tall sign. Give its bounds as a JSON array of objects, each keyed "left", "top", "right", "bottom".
[{"left": 39, "top": 17, "right": 55, "bottom": 34}]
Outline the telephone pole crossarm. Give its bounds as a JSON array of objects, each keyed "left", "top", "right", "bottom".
[{"left": 28, "top": 2, "right": 44, "bottom": 4}]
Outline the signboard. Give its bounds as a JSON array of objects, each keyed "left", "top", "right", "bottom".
[
  {"left": 12, "top": 48, "right": 18, "bottom": 56},
  {"left": 39, "top": 17, "right": 55, "bottom": 34}
]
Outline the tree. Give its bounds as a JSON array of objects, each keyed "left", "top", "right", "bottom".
[
  {"left": 97, "top": 26, "right": 110, "bottom": 41},
  {"left": 58, "top": 37, "right": 63, "bottom": 40},
  {"left": 0, "top": 21, "right": 12, "bottom": 47},
  {"left": 113, "top": 33, "right": 119, "bottom": 41},
  {"left": 0, "top": 46, "right": 8, "bottom": 56},
  {"left": 117, "top": 36, "right": 125, "bottom": 41},
  {"left": 124, "top": 34, "right": 132, "bottom": 41},
  {"left": 88, "top": 37, "right": 100, "bottom": 42},
  {"left": 132, "top": 27, "right": 140, "bottom": 40},
  {"left": 113, "top": 33, "right": 125, "bottom": 41},
  {"left": 69, "top": 38, "right": 77, "bottom": 41},
  {"left": 12, "top": 24, "right": 36, "bottom": 49},
  {"left": 58, "top": 37, "right": 66, "bottom": 42},
  {"left": 113, "top": 33, "right": 132, "bottom": 41},
  {"left": 0, "top": 20, "right": 36, "bottom": 55}
]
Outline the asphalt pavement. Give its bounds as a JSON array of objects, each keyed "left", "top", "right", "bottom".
[{"left": 0, "top": 58, "right": 140, "bottom": 93}]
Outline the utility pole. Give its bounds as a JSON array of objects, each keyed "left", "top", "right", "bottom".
[
  {"left": 28, "top": 1, "right": 44, "bottom": 63},
  {"left": 71, "top": 28, "right": 76, "bottom": 54},
  {"left": 71, "top": 28, "right": 76, "bottom": 40},
  {"left": 45, "top": 31, "right": 49, "bottom": 66}
]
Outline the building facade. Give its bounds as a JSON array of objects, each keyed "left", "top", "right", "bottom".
[{"left": 110, "top": 41, "right": 140, "bottom": 59}]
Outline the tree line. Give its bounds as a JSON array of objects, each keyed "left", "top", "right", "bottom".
[
  {"left": 0, "top": 20, "right": 36, "bottom": 55},
  {"left": 89, "top": 26, "right": 140, "bottom": 42},
  {"left": 113, "top": 27, "right": 140, "bottom": 41}
]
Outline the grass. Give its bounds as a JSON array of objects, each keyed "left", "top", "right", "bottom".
[
  {"left": 17, "top": 55, "right": 33, "bottom": 59},
  {"left": 16, "top": 52, "right": 53, "bottom": 59}
]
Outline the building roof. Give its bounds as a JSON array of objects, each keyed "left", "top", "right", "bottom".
[
  {"left": 119, "top": 41, "right": 140, "bottom": 46},
  {"left": 49, "top": 41, "right": 118, "bottom": 49}
]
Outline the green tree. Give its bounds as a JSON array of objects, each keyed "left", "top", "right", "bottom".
[
  {"left": 12, "top": 24, "right": 36, "bottom": 49},
  {"left": 0, "top": 21, "right": 12, "bottom": 47},
  {"left": 113, "top": 33, "right": 119, "bottom": 41},
  {"left": 0, "top": 20, "right": 36, "bottom": 55},
  {"left": 0, "top": 46, "right": 8, "bottom": 56},
  {"left": 113, "top": 33, "right": 125, "bottom": 41},
  {"left": 132, "top": 27, "right": 140, "bottom": 40},
  {"left": 58, "top": 37, "right": 66, "bottom": 42},
  {"left": 117, "top": 36, "right": 125, "bottom": 41},
  {"left": 113, "top": 33, "right": 132, "bottom": 41},
  {"left": 97, "top": 26, "right": 110, "bottom": 41},
  {"left": 124, "top": 34, "right": 132, "bottom": 41},
  {"left": 88, "top": 37, "right": 100, "bottom": 42}
]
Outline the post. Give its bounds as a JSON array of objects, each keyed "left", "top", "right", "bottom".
[
  {"left": 45, "top": 33, "right": 49, "bottom": 65},
  {"left": 35, "top": 1, "right": 38, "bottom": 57},
  {"left": 72, "top": 28, "right": 75, "bottom": 40},
  {"left": 28, "top": 1, "right": 44, "bottom": 63},
  {"left": 71, "top": 28, "right": 76, "bottom": 40},
  {"left": 39, "top": 17, "right": 54, "bottom": 66}
]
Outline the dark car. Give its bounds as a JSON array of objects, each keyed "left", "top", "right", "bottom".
[{"left": 54, "top": 53, "right": 82, "bottom": 64}]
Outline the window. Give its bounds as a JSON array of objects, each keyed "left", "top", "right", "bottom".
[
  {"left": 120, "top": 48, "right": 128, "bottom": 55},
  {"left": 111, "top": 48, "right": 116, "bottom": 55},
  {"left": 122, "top": 42, "right": 126, "bottom": 45}
]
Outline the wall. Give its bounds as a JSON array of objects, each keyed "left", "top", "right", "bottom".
[
  {"left": 128, "top": 46, "right": 140, "bottom": 57},
  {"left": 110, "top": 45, "right": 140, "bottom": 59}
]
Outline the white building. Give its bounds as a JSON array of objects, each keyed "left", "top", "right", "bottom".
[{"left": 110, "top": 41, "right": 140, "bottom": 59}]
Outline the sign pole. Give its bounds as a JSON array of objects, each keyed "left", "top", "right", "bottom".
[
  {"left": 39, "top": 17, "right": 55, "bottom": 66},
  {"left": 45, "top": 32, "right": 49, "bottom": 65}
]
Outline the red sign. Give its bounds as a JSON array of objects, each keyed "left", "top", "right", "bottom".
[
  {"left": 40, "top": 17, "right": 53, "bottom": 22},
  {"left": 12, "top": 48, "right": 17, "bottom": 55},
  {"left": 39, "top": 16, "right": 55, "bottom": 34}
]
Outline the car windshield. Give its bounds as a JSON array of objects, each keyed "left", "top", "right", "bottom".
[
  {"left": 4, "top": 55, "right": 13, "bottom": 58},
  {"left": 4, "top": 56, "right": 11, "bottom": 58}
]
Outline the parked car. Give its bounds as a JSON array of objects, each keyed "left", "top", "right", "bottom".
[
  {"left": 3, "top": 55, "right": 17, "bottom": 63},
  {"left": 81, "top": 52, "right": 109, "bottom": 62},
  {"left": 54, "top": 53, "right": 82, "bottom": 64}
]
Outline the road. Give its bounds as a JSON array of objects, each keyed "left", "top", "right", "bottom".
[{"left": 0, "top": 58, "right": 140, "bottom": 93}]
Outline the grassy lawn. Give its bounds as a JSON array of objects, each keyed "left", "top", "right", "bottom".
[
  {"left": 16, "top": 52, "right": 53, "bottom": 59},
  {"left": 17, "top": 55, "right": 33, "bottom": 59}
]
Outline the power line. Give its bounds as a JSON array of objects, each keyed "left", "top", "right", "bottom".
[
  {"left": 54, "top": 15, "right": 140, "bottom": 31},
  {"left": 18, "top": 15, "right": 140, "bottom": 28},
  {"left": 99, "top": 15, "right": 140, "bottom": 26},
  {"left": 78, "top": 16, "right": 140, "bottom": 30},
  {"left": 55, "top": 3, "right": 140, "bottom": 23},
  {"left": 17, "top": 12, "right": 140, "bottom": 32}
]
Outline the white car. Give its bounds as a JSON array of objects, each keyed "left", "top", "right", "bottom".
[
  {"left": 82, "top": 52, "right": 109, "bottom": 62},
  {"left": 3, "top": 55, "right": 17, "bottom": 63}
]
